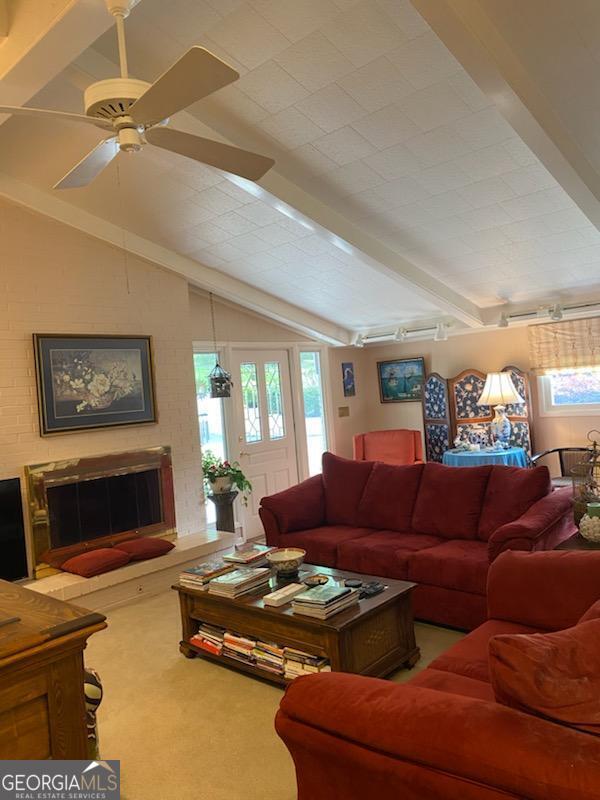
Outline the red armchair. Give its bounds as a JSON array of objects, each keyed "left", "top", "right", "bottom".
[
  {"left": 353, "top": 429, "right": 423, "bottom": 465},
  {"left": 276, "top": 551, "right": 600, "bottom": 800}
]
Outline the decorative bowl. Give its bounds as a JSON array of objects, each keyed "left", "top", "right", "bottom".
[
  {"left": 266, "top": 547, "right": 306, "bottom": 575},
  {"left": 579, "top": 514, "right": 600, "bottom": 543}
]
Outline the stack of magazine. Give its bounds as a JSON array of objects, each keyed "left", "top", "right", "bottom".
[
  {"left": 179, "top": 559, "right": 235, "bottom": 590},
  {"left": 284, "top": 648, "right": 331, "bottom": 679},
  {"left": 208, "top": 567, "right": 271, "bottom": 598},
  {"left": 292, "top": 584, "right": 359, "bottom": 619},
  {"left": 223, "top": 543, "right": 276, "bottom": 568},
  {"left": 189, "top": 623, "right": 225, "bottom": 655}
]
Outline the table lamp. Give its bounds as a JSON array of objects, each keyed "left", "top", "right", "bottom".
[{"left": 477, "top": 372, "right": 524, "bottom": 446}]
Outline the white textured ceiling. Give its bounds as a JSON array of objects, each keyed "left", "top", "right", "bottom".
[{"left": 1, "top": 0, "right": 600, "bottom": 335}]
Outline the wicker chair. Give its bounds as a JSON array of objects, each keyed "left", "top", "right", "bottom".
[{"left": 530, "top": 447, "right": 594, "bottom": 487}]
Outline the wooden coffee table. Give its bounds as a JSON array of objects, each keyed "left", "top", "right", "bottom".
[{"left": 172, "top": 564, "right": 420, "bottom": 686}]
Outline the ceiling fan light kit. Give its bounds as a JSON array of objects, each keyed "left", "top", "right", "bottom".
[{"left": 0, "top": 0, "right": 274, "bottom": 189}]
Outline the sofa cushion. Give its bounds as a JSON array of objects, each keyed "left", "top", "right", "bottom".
[
  {"left": 336, "top": 530, "right": 442, "bottom": 579},
  {"left": 478, "top": 465, "right": 551, "bottom": 540},
  {"left": 407, "top": 539, "right": 490, "bottom": 596},
  {"left": 429, "top": 619, "right": 541, "bottom": 683},
  {"left": 113, "top": 536, "right": 174, "bottom": 560},
  {"left": 62, "top": 547, "right": 131, "bottom": 578},
  {"left": 411, "top": 463, "right": 492, "bottom": 539},
  {"left": 490, "top": 620, "right": 600, "bottom": 737},
  {"left": 322, "top": 452, "right": 374, "bottom": 526},
  {"left": 580, "top": 599, "right": 600, "bottom": 623},
  {"left": 260, "top": 475, "right": 325, "bottom": 533},
  {"left": 278, "top": 525, "right": 374, "bottom": 568},
  {"left": 408, "top": 668, "right": 496, "bottom": 702},
  {"left": 356, "top": 462, "right": 424, "bottom": 530}
]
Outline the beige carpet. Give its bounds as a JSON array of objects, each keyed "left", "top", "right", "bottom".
[{"left": 86, "top": 591, "right": 463, "bottom": 800}]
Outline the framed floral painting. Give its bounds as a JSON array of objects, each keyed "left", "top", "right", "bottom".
[
  {"left": 33, "top": 334, "right": 157, "bottom": 435},
  {"left": 377, "top": 357, "right": 425, "bottom": 403}
]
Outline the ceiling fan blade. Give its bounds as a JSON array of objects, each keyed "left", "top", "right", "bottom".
[
  {"left": 129, "top": 47, "right": 239, "bottom": 125},
  {"left": 145, "top": 127, "right": 274, "bottom": 181},
  {"left": 0, "top": 105, "right": 113, "bottom": 130},
  {"left": 53, "top": 138, "right": 119, "bottom": 190}
]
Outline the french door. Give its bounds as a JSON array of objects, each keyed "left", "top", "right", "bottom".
[{"left": 230, "top": 349, "right": 299, "bottom": 539}]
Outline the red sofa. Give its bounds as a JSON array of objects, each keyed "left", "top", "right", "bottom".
[
  {"left": 353, "top": 428, "right": 423, "bottom": 465},
  {"left": 276, "top": 551, "right": 600, "bottom": 800},
  {"left": 259, "top": 453, "right": 575, "bottom": 630}
]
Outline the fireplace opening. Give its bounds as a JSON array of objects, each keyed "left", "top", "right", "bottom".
[{"left": 47, "top": 470, "right": 163, "bottom": 550}]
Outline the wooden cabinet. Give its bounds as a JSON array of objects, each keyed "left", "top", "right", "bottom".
[{"left": 0, "top": 580, "right": 106, "bottom": 759}]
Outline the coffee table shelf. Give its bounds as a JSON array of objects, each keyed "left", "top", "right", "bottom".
[{"left": 173, "top": 564, "right": 420, "bottom": 686}]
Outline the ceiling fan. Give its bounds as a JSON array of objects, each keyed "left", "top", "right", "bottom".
[{"left": 0, "top": 0, "right": 275, "bottom": 189}]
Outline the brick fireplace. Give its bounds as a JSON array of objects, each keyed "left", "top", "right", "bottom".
[{"left": 25, "top": 446, "right": 176, "bottom": 579}]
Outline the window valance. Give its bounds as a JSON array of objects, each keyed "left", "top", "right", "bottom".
[{"left": 528, "top": 317, "right": 600, "bottom": 374}]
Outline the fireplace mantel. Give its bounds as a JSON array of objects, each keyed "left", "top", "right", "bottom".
[{"left": 25, "top": 446, "right": 176, "bottom": 578}]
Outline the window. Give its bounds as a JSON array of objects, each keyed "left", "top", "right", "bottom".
[
  {"left": 538, "top": 368, "right": 600, "bottom": 416},
  {"left": 264, "top": 361, "right": 285, "bottom": 440},
  {"left": 240, "top": 362, "right": 262, "bottom": 443},
  {"left": 194, "top": 352, "right": 227, "bottom": 525},
  {"left": 300, "top": 351, "right": 328, "bottom": 476}
]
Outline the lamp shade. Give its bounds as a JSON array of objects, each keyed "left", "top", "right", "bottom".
[{"left": 478, "top": 372, "right": 524, "bottom": 406}]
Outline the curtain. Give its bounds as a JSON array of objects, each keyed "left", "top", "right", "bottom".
[{"left": 528, "top": 317, "right": 600, "bottom": 374}]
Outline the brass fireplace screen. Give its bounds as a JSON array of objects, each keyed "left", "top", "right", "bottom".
[{"left": 25, "top": 446, "right": 176, "bottom": 578}]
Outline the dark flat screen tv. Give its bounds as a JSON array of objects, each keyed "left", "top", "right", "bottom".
[{"left": 0, "top": 478, "right": 28, "bottom": 580}]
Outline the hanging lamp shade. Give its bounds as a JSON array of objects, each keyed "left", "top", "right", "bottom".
[{"left": 209, "top": 361, "right": 232, "bottom": 398}]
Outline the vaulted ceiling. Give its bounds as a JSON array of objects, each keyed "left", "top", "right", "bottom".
[{"left": 1, "top": 0, "right": 600, "bottom": 344}]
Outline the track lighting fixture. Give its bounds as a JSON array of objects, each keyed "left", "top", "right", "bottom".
[
  {"left": 498, "top": 313, "right": 509, "bottom": 328},
  {"left": 549, "top": 304, "right": 563, "bottom": 321},
  {"left": 394, "top": 328, "right": 408, "bottom": 342}
]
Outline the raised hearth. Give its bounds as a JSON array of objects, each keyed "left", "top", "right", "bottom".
[{"left": 26, "top": 446, "right": 175, "bottom": 578}]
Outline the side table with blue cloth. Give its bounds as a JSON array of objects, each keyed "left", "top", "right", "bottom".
[{"left": 442, "top": 447, "right": 528, "bottom": 468}]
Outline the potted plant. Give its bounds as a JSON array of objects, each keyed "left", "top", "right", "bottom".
[{"left": 202, "top": 450, "right": 252, "bottom": 505}]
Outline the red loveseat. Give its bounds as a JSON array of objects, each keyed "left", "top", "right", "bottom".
[
  {"left": 276, "top": 551, "right": 600, "bottom": 800},
  {"left": 259, "top": 453, "right": 575, "bottom": 630}
]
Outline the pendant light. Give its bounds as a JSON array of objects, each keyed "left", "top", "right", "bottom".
[{"left": 208, "top": 292, "right": 232, "bottom": 398}]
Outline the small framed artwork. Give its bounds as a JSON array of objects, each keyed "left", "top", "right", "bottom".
[
  {"left": 377, "top": 357, "right": 425, "bottom": 403},
  {"left": 341, "top": 361, "right": 356, "bottom": 397},
  {"left": 33, "top": 334, "right": 157, "bottom": 435}
]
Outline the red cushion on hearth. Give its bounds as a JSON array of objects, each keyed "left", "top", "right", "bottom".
[
  {"left": 478, "top": 465, "right": 551, "bottom": 540},
  {"left": 62, "top": 548, "right": 131, "bottom": 578},
  {"left": 114, "top": 537, "right": 174, "bottom": 560},
  {"left": 322, "top": 452, "right": 374, "bottom": 525}
]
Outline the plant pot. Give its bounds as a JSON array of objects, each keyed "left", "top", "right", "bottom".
[{"left": 209, "top": 476, "right": 233, "bottom": 494}]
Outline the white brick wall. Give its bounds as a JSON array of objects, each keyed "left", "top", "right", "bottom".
[{"left": 0, "top": 199, "right": 204, "bottom": 537}]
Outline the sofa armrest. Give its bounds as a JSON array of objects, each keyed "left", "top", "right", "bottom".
[
  {"left": 487, "top": 549, "right": 600, "bottom": 629},
  {"left": 488, "top": 486, "right": 574, "bottom": 562},
  {"left": 277, "top": 674, "right": 600, "bottom": 800},
  {"left": 259, "top": 475, "right": 325, "bottom": 536}
]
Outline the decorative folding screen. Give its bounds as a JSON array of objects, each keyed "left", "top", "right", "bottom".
[
  {"left": 528, "top": 317, "right": 600, "bottom": 373},
  {"left": 446, "top": 366, "right": 533, "bottom": 456},
  {"left": 422, "top": 373, "right": 450, "bottom": 463}
]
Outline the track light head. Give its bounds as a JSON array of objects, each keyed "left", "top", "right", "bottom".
[
  {"left": 354, "top": 333, "right": 365, "bottom": 348},
  {"left": 433, "top": 323, "right": 448, "bottom": 342},
  {"left": 394, "top": 328, "right": 408, "bottom": 342},
  {"left": 549, "top": 303, "right": 563, "bottom": 321},
  {"left": 498, "top": 313, "right": 509, "bottom": 328}
]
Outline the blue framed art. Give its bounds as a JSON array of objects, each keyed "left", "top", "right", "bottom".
[
  {"left": 341, "top": 361, "right": 356, "bottom": 397},
  {"left": 377, "top": 357, "right": 425, "bottom": 403}
]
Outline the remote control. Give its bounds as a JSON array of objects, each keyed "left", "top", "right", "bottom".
[
  {"left": 359, "top": 582, "right": 385, "bottom": 599},
  {"left": 263, "top": 583, "right": 306, "bottom": 607}
]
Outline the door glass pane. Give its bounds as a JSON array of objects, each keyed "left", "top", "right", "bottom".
[
  {"left": 300, "top": 352, "right": 328, "bottom": 476},
  {"left": 240, "top": 362, "right": 262, "bottom": 443},
  {"left": 194, "top": 352, "right": 227, "bottom": 526},
  {"left": 265, "top": 361, "right": 285, "bottom": 440}
]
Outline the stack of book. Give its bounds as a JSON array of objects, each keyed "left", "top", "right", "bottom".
[
  {"left": 223, "top": 543, "right": 276, "bottom": 568},
  {"left": 179, "top": 559, "right": 235, "bottom": 590},
  {"left": 291, "top": 585, "right": 360, "bottom": 619},
  {"left": 253, "top": 641, "right": 285, "bottom": 675},
  {"left": 284, "top": 647, "right": 331, "bottom": 680},
  {"left": 223, "top": 632, "right": 255, "bottom": 665},
  {"left": 189, "top": 623, "right": 225, "bottom": 655},
  {"left": 208, "top": 567, "right": 271, "bottom": 598}
]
